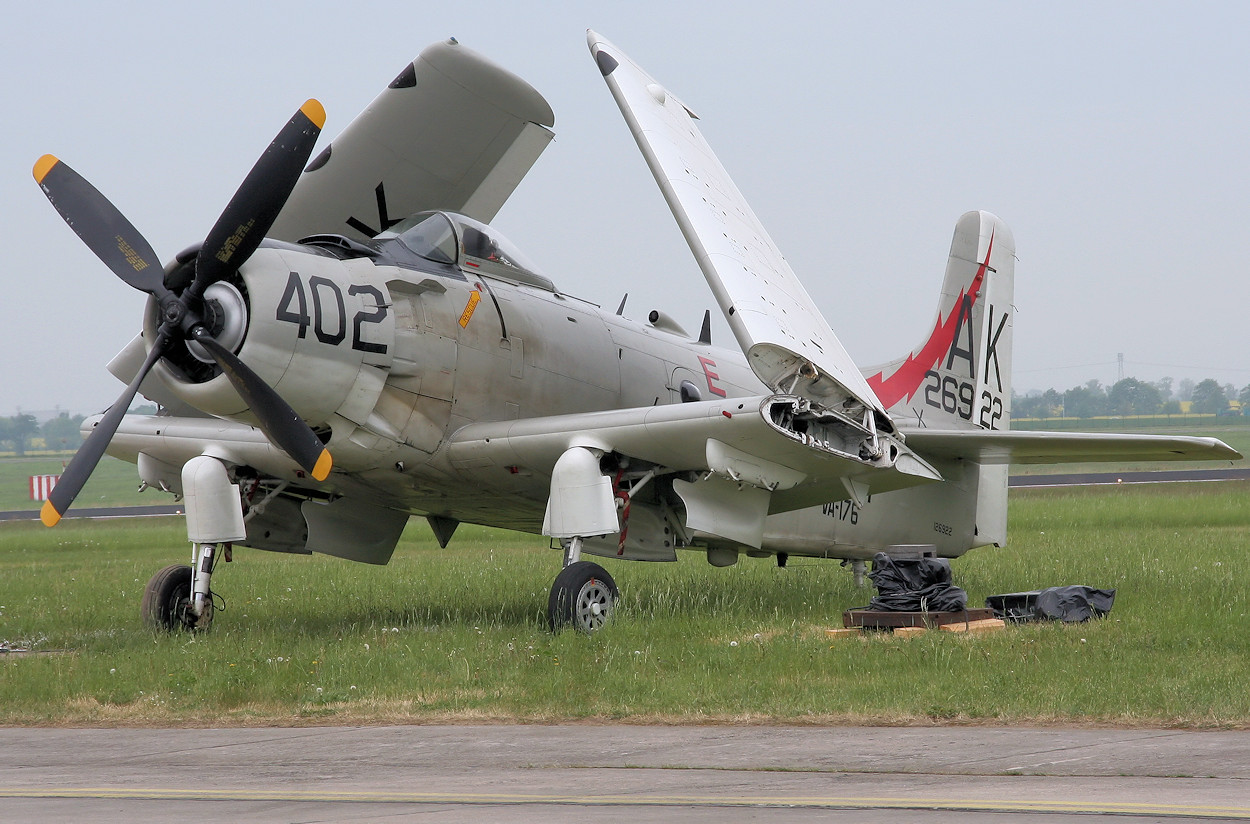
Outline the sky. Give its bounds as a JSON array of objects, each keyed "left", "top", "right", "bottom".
[{"left": 4, "top": 0, "right": 1249, "bottom": 416}]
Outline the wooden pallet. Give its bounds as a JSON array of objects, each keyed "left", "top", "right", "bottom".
[
  {"left": 939, "top": 618, "right": 1006, "bottom": 634},
  {"left": 842, "top": 608, "right": 996, "bottom": 630}
]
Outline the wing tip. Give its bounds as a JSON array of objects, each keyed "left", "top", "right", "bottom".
[{"left": 587, "top": 31, "right": 617, "bottom": 76}]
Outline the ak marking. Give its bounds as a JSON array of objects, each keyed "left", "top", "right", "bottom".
[{"left": 983, "top": 305, "right": 1007, "bottom": 393}]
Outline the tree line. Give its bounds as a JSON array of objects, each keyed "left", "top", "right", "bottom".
[
  {"left": 0, "top": 413, "right": 86, "bottom": 455},
  {"left": 1014, "top": 377, "right": 1249, "bottom": 419}
]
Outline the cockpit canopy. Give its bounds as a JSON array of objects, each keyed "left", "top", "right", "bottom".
[{"left": 378, "top": 211, "right": 553, "bottom": 291}]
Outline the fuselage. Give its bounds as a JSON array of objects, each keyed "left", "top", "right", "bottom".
[{"left": 129, "top": 216, "right": 995, "bottom": 563}]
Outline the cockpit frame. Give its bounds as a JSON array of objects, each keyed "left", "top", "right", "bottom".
[{"left": 378, "top": 211, "right": 555, "bottom": 292}]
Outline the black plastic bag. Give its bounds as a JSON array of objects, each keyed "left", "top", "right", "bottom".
[
  {"left": 986, "top": 586, "right": 1115, "bottom": 623},
  {"left": 867, "top": 552, "right": 967, "bottom": 612}
]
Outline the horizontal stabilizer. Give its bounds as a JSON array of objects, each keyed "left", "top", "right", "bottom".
[{"left": 907, "top": 429, "right": 1242, "bottom": 465}]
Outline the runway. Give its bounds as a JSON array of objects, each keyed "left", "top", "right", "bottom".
[
  {"left": 0, "top": 503, "right": 183, "bottom": 522},
  {"left": 1, "top": 725, "right": 1247, "bottom": 822},
  {"left": 1009, "top": 466, "right": 1250, "bottom": 487}
]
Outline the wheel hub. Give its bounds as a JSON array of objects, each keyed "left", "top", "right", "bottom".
[{"left": 575, "top": 579, "right": 613, "bottom": 631}]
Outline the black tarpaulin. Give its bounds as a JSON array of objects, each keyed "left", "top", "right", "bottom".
[
  {"left": 986, "top": 586, "right": 1116, "bottom": 623},
  {"left": 866, "top": 552, "right": 968, "bottom": 612}
]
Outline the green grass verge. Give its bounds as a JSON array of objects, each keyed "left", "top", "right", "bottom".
[{"left": 1, "top": 481, "right": 1247, "bottom": 727}]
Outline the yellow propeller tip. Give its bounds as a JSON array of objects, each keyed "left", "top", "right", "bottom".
[
  {"left": 40, "top": 500, "right": 62, "bottom": 527},
  {"left": 32, "top": 154, "right": 59, "bottom": 184},
  {"left": 311, "top": 449, "right": 332, "bottom": 482},
  {"left": 301, "top": 99, "right": 326, "bottom": 130}
]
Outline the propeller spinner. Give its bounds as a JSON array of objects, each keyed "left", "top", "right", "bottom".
[{"left": 34, "top": 100, "right": 333, "bottom": 526}]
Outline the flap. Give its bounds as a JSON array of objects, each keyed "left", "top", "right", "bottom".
[{"left": 302, "top": 497, "right": 409, "bottom": 565}]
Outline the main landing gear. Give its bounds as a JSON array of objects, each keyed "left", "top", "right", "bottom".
[
  {"left": 141, "top": 564, "right": 194, "bottom": 631},
  {"left": 547, "top": 537, "right": 619, "bottom": 633},
  {"left": 543, "top": 447, "right": 623, "bottom": 633},
  {"left": 142, "top": 456, "right": 243, "bottom": 632},
  {"left": 140, "top": 540, "right": 226, "bottom": 632}
]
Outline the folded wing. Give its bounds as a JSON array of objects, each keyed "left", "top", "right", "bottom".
[
  {"left": 588, "top": 31, "right": 886, "bottom": 424},
  {"left": 271, "top": 39, "right": 555, "bottom": 242}
]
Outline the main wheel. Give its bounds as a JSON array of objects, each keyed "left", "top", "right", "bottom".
[
  {"left": 548, "top": 560, "right": 618, "bottom": 633},
  {"left": 141, "top": 564, "right": 195, "bottom": 631}
]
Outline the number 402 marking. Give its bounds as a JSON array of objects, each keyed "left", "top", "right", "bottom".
[{"left": 275, "top": 272, "right": 388, "bottom": 354}]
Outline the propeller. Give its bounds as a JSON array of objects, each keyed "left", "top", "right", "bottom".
[
  {"left": 35, "top": 100, "right": 332, "bottom": 527},
  {"left": 191, "top": 100, "right": 325, "bottom": 300}
]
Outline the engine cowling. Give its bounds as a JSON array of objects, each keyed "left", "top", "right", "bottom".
[{"left": 144, "top": 246, "right": 395, "bottom": 430}]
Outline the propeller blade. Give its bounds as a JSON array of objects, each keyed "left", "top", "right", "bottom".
[
  {"left": 42, "top": 335, "right": 170, "bottom": 526},
  {"left": 32, "top": 155, "right": 170, "bottom": 299},
  {"left": 192, "top": 100, "right": 326, "bottom": 297},
  {"left": 194, "top": 333, "right": 332, "bottom": 481}
]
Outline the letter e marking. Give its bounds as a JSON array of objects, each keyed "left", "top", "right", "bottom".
[{"left": 697, "top": 356, "right": 727, "bottom": 397}]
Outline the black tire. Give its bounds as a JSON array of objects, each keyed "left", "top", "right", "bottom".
[
  {"left": 548, "top": 560, "right": 618, "bottom": 633},
  {"left": 141, "top": 564, "right": 194, "bottom": 631}
]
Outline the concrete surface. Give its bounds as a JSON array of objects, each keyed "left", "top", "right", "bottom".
[{"left": 1, "top": 725, "right": 1247, "bottom": 822}]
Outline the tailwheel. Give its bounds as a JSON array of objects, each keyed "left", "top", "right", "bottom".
[
  {"left": 141, "top": 564, "right": 197, "bottom": 631},
  {"left": 548, "top": 560, "right": 618, "bottom": 634}
]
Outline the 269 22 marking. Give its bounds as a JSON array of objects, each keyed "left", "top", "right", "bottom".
[{"left": 922, "top": 370, "right": 1002, "bottom": 429}]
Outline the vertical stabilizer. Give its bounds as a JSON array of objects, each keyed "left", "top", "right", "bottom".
[
  {"left": 862, "top": 211, "right": 1016, "bottom": 549},
  {"left": 864, "top": 211, "right": 1015, "bottom": 432}
]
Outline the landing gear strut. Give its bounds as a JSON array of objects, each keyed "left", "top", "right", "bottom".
[
  {"left": 141, "top": 455, "right": 244, "bottom": 632},
  {"left": 141, "top": 540, "right": 225, "bottom": 631},
  {"left": 187, "top": 541, "right": 222, "bottom": 630}
]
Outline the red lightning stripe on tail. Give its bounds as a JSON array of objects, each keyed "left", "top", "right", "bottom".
[{"left": 865, "top": 233, "right": 995, "bottom": 409}]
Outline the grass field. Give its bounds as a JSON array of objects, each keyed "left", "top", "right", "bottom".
[{"left": 1, "top": 480, "right": 1247, "bottom": 728}]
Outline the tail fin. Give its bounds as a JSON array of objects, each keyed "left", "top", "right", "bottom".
[{"left": 864, "top": 210, "right": 1015, "bottom": 431}]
